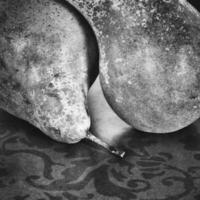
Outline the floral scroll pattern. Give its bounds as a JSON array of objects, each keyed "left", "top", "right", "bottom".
[{"left": 0, "top": 112, "right": 200, "bottom": 200}]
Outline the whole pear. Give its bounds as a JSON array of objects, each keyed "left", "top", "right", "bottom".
[
  {"left": 0, "top": 0, "right": 99, "bottom": 143},
  {"left": 67, "top": 0, "right": 200, "bottom": 133}
]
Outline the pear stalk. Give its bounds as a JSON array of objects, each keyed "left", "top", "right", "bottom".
[{"left": 86, "top": 132, "right": 125, "bottom": 158}]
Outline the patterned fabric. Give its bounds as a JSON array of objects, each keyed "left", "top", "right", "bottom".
[{"left": 0, "top": 111, "right": 200, "bottom": 200}]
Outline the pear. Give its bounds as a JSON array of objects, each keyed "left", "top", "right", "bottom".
[
  {"left": 0, "top": 0, "right": 99, "bottom": 143},
  {"left": 0, "top": 0, "right": 95, "bottom": 141},
  {"left": 67, "top": 0, "right": 200, "bottom": 133},
  {"left": 0, "top": 0, "right": 125, "bottom": 157}
]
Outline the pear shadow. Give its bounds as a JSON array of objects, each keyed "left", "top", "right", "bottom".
[
  {"left": 115, "top": 119, "right": 200, "bottom": 157},
  {"left": 0, "top": 109, "right": 59, "bottom": 146},
  {"left": 0, "top": 109, "right": 120, "bottom": 160},
  {"left": 1, "top": 107, "right": 200, "bottom": 159}
]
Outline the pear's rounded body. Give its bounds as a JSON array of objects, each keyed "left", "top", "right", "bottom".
[
  {"left": 98, "top": 0, "right": 200, "bottom": 133},
  {"left": 62, "top": 0, "right": 200, "bottom": 133},
  {"left": 0, "top": 0, "right": 98, "bottom": 143}
]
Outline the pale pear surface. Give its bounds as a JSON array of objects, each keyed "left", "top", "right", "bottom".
[
  {"left": 0, "top": 0, "right": 98, "bottom": 143},
  {"left": 88, "top": 77, "right": 131, "bottom": 145},
  {"left": 67, "top": 0, "right": 200, "bottom": 133}
]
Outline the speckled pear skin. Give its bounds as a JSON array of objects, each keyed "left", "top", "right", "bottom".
[
  {"left": 0, "top": 0, "right": 98, "bottom": 143},
  {"left": 67, "top": 0, "right": 200, "bottom": 133}
]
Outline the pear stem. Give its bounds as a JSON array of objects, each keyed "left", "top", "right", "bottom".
[{"left": 86, "top": 132, "right": 125, "bottom": 158}]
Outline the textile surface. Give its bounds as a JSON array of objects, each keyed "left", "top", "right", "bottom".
[{"left": 0, "top": 110, "right": 200, "bottom": 200}]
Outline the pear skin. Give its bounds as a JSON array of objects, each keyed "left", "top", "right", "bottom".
[
  {"left": 0, "top": 0, "right": 98, "bottom": 143},
  {"left": 67, "top": 0, "right": 200, "bottom": 133}
]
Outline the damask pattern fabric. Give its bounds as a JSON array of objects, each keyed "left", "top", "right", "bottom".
[{"left": 0, "top": 111, "right": 200, "bottom": 200}]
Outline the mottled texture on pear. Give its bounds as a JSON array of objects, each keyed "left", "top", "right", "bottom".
[
  {"left": 0, "top": 0, "right": 98, "bottom": 143},
  {"left": 66, "top": 0, "right": 200, "bottom": 133},
  {"left": 99, "top": 0, "right": 200, "bottom": 133}
]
